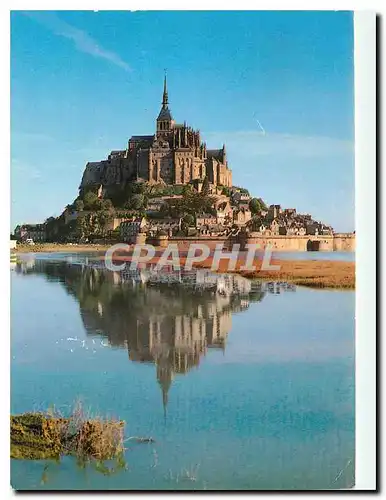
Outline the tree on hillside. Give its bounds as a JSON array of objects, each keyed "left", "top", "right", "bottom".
[
  {"left": 182, "top": 184, "right": 193, "bottom": 196},
  {"left": 44, "top": 217, "right": 58, "bottom": 242},
  {"left": 127, "top": 193, "right": 145, "bottom": 211},
  {"left": 100, "top": 198, "right": 114, "bottom": 212},
  {"left": 257, "top": 197, "right": 268, "bottom": 211},
  {"left": 96, "top": 211, "right": 114, "bottom": 237},
  {"left": 109, "top": 185, "right": 127, "bottom": 207},
  {"left": 131, "top": 181, "right": 146, "bottom": 195},
  {"left": 83, "top": 191, "right": 99, "bottom": 211},
  {"left": 183, "top": 214, "right": 195, "bottom": 227},
  {"left": 201, "top": 177, "right": 210, "bottom": 196},
  {"left": 249, "top": 197, "right": 268, "bottom": 214},
  {"left": 249, "top": 198, "right": 260, "bottom": 214},
  {"left": 75, "top": 199, "right": 84, "bottom": 212},
  {"left": 159, "top": 202, "right": 171, "bottom": 216}
]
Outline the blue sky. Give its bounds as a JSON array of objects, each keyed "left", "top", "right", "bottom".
[{"left": 11, "top": 10, "right": 354, "bottom": 231}]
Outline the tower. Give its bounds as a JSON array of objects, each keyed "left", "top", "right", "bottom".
[{"left": 156, "top": 74, "right": 174, "bottom": 135}]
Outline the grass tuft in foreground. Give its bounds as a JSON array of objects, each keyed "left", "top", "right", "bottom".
[{"left": 11, "top": 401, "right": 125, "bottom": 465}]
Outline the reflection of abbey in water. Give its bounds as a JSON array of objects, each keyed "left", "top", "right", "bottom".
[{"left": 15, "top": 260, "right": 295, "bottom": 412}]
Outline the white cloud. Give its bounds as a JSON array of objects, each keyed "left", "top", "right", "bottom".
[{"left": 23, "top": 11, "right": 131, "bottom": 72}]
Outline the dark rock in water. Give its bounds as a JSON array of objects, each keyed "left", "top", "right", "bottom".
[{"left": 127, "top": 436, "right": 155, "bottom": 444}]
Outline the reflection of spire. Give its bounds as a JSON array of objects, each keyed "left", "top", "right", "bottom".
[
  {"left": 156, "top": 355, "right": 173, "bottom": 420},
  {"left": 162, "top": 385, "right": 168, "bottom": 421},
  {"left": 20, "top": 262, "right": 282, "bottom": 412}
]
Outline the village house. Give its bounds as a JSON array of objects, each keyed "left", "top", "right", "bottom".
[
  {"left": 306, "top": 222, "right": 320, "bottom": 236},
  {"left": 215, "top": 210, "right": 234, "bottom": 226},
  {"left": 215, "top": 211, "right": 226, "bottom": 225},
  {"left": 14, "top": 224, "right": 46, "bottom": 242},
  {"left": 199, "top": 223, "right": 227, "bottom": 236},
  {"left": 196, "top": 214, "right": 217, "bottom": 227},
  {"left": 146, "top": 198, "right": 166, "bottom": 212},
  {"left": 232, "top": 191, "right": 251, "bottom": 204},
  {"left": 238, "top": 201, "right": 250, "bottom": 211},
  {"left": 233, "top": 208, "right": 252, "bottom": 226},
  {"left": 207, "top": 224, "right": 227, "bottom": 236},
  {"left": 120, "top": 217, "right": 147, "bottom": 243},
  {"left": 267, "top": 204, "right": 282, "bottom": 220},
  {"left": 215, "top": 195, "right": 233, "bottom": 211},
  {"left": 283, "top": 208, "right": 296, "bottom": 217},
  {"left": 287, "top": 224, "right": 307, "bottom": 236},
  {"left": 270, "top": 219, "right": 287, "bottom": 235},
  {"left": 148, "top": 217, "right": 182, "bottom": 236},
  {"left": 105, "top": 218, "right": 127, "bottom": 231},
  {"left": 146, "top": 194, "right": 184, "bottom": 215},
  {"left": 214, "top": 197, "right": 233, "bottom": 225},
  {"left": 320, "top": 225, "right": 333, "bottom": 235}
]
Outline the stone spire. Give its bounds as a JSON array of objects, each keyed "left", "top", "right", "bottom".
[
  {"left": 156, "top": 72, "right": 173, "bottom": 132},
  {"left": 162, "top": 73, "right": 168, "bottom": 109}
]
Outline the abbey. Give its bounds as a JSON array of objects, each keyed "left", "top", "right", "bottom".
[{"left": 80, "top": 76, "right": 232, "bottom": 195}]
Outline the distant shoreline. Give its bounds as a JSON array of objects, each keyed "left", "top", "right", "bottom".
[
  {"left": 14, "top": 243, "right": 111, "bottom": 254},
  {"left": 13, "top": 243, "right": 355, "bottom": 289},
  {"left": 13, "top": 242, "right": 355, "bottom": 255},
  {"left": 108, "top": 253, "right": 355, "bottom": 290}
]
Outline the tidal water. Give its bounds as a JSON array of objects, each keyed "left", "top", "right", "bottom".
[
  {"left": 11, "top": 254, "right": 355, "bottom": 490},
  {"left": 271, "top": 251, "right": 355, "bottom": 262}
]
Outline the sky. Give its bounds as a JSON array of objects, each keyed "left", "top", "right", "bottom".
[{"left": 11, "top": 10, "right": 354, "bottom": 231}]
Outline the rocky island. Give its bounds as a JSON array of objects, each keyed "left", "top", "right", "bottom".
[{"left": 13, "top": 76, "right": 354, "bottom": 255}]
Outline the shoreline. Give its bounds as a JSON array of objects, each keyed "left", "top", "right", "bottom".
[
  {"left": 115, "top": 255, "right": 355, "bottom": 290},
  {"left": 13, "top": 243, "right": 355, "bottom": 289},
  {"left": 13, "top": 244, "right": 111, "bottom": 254}
]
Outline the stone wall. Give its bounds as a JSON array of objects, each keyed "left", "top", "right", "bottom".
[
  {"left": 167, "top": 234, "right": 355, "bottom": 253},
  {"left": 245, "top": 234, "right": 333, "bottom": 251},
  {"left": 245, "top": 234, "right": 355, "bottom": 252},
  {"left": 333, "top": 233, "right": 356, "bottom": 252},
  {"left": 168, "top": 237, "right": 229, "bottom": 252}
]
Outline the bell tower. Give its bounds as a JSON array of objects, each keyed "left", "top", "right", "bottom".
[{"left": 156, "top": 74, "right": 174, "bottom": 135}]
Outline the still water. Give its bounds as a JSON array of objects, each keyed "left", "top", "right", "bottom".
[
  {"left": 11, "top": 255, "right": 355, "bottom": 490},
  {"left": 271, "top": 251, "right": 355, "bottom": 262}
]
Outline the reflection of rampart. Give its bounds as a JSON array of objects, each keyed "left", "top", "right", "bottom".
[{"left": 15, "top": 259, "right": 295, "bottom": 412}]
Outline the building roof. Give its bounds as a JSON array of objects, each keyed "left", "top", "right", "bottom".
[
  {"left": 110, "top": 150, "right": 125, "bottom": 155},
  {"left": 197, "top": 213, "right": 217, "bottom": 219},
  {"left": 150, "top": 217, "right": 181, "bottom": 224},
  {"left": 207, "top": 149, "right": 222, "bottom": 161},
  {"left": 20, "top": 224, "right": 45, "bottom": 230},
  {"left": 157, "top": 107, "right": 173, "bottom": 121},
  {"left": 130, "top": 135, "right": 155, "bottom": 142}
]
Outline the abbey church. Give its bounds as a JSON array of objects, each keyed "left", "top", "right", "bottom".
[{"left": 80, "top": 76, "right": 232, "bottom": 194}]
